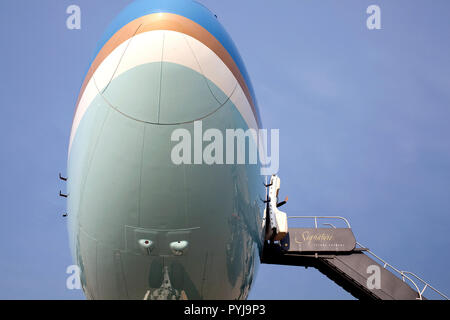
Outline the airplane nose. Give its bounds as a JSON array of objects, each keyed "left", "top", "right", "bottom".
[
  {"left": 69, "top": 5, "right": 262, "bottom": 299},
  {"left": 93, "top": 29, "right": 236, "bottom": 124}
]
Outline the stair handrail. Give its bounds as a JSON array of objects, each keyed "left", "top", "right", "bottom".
[
  {"left": 355, "top": 241, "right": 424, "bottom": 299},
  {"left": 356, "top": 241, "right": 449, "bottom": 300},
  {"left": 288, "top": 216, "right": 352, "bottom": 229},
  {"left": 401, "top": 271, "right": 449, "bottom": 300}
]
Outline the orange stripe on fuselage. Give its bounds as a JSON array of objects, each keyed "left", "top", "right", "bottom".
[{"left": 74, "top": 13, "right": 259, "bottom": 127}]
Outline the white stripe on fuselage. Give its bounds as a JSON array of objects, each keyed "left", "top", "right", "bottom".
[{"left": 69, "top": 30, "right": 258, "bottom": 155}]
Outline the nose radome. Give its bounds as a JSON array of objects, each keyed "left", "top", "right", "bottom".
[{"left": 93, "top": 28, "right": 237, "bottom": 124}]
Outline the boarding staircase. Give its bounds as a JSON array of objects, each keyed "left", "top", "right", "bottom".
[{"left": 260, "top": 175, "right": 449, "bottom": 300}]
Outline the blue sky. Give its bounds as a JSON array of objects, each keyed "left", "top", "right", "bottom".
[{"left": 0, "top": 0, "right": 449, "bottom": 299}]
